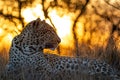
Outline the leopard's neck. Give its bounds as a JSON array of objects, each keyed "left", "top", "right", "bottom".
[{"left": 9, "top": 39, "right": 43, "bottom": 56}]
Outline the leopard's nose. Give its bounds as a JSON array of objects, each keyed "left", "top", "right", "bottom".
[{"left": 57, "top": 37, "right": 61, "bottom": 43}]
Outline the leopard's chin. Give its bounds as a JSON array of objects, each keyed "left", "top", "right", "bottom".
[
  {"left": 45, "top": 43, "right": 54, "bottom": 48},
  {"left": 45, "top": 43, "right": 58, "bottom": 50}
]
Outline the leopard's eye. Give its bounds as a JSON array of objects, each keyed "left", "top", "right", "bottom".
[{"left": 29, "top": 46, "right": 36, "bottom": 51}]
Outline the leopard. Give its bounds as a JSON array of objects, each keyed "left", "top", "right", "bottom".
[
  {"left": 5, "top": 18, "right": 61, "bottom": 80},
  {"left": 4, "top": 18, "right": 118, "bottom": 80}
]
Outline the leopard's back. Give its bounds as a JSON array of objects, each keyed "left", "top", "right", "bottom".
[{"left": 45, "top": 53, "right": 117, "bottom": 77}]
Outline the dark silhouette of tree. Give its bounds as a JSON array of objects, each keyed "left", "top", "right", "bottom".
[
  {"left": 71, "top": 0, "right": 90, "bottom": 56},
  {"left": 105, "top": 0, "right": 120, "bottom": 10}
]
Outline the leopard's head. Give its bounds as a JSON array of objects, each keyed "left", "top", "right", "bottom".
[{"left": 13, "top": 18, "right": 61, "bottom": 54}]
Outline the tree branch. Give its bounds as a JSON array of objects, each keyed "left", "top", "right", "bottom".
[
  {"left": 17, "top": 0, "right": 24, "bottom": 28},
  {"left": 104, "top": 0, "right": 120, "bottom": 10},
  {"left": 72, "top": 0, "right": 90, "bottom": 56}
]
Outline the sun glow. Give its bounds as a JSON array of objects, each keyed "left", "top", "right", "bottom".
[
  {"left": 49, "top": 10, "right": 72, "bottom": 38},
  {"left": 0, "top": 28, "right": 3, "bottom": 36},
  {"left": 6, "top": 34, "right": 13, "bottom": 42},
  {"left": 22, "top": 4, "right": 45, "bottom": 22}
]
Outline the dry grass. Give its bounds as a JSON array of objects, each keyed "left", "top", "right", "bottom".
[
  {"left": 1, "top": 68, "right": 118, "bottom": 80},
  {"left": 0, "top": 48, "right": 8, "bottom": 80}
]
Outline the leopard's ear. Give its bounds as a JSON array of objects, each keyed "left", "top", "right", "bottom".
[
  {"left": 36, "top": 18, "right": 41, "bottom": 21},
  {"left": 42, "top": 20, "right": 46, "bottom": 23},
  {"left": 33, "top": 18, "right": 42, "bottom": 29},
  {"left": 37, "top": 19, "right": 46, "bottom": 29}
]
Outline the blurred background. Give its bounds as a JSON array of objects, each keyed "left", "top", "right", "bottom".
[{"left": 0, "top": 0, "right": 120, "bottom": 70}]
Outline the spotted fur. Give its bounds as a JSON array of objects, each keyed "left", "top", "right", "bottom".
[{"left": 44, "top": 53, "right": 117, "bottom": 77}]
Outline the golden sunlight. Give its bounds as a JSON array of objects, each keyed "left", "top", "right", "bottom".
[
  {"left": 0, "top": 28, "right": 3, "bottom": 36},
  {"left": 6, "top": 34, "right": 13, "bottom": 42},
  {"left": 48, "top": 10, "right": 72, "bottom": 39},
  {"left": 48, "top": 13, "right": 73, "bottom": 46},
  {"left": 76, "top": 22, "right": 84, "bottom": 39},
  {"left": 22, "top": 4, "right": 45, "bottom": 22},
  {"left": 109, "top": 0, "right": 119, "bottom": 3},
  {"left": 0, "top": 33, "right": 13, "bottom": 51}
]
